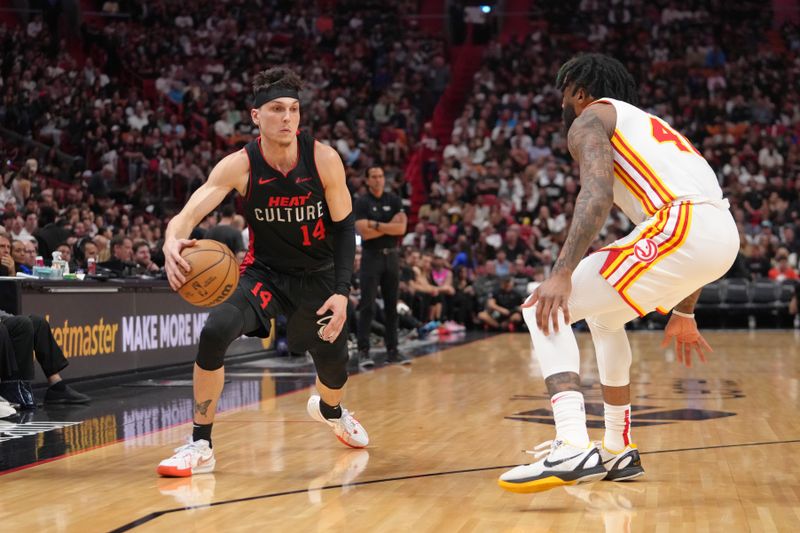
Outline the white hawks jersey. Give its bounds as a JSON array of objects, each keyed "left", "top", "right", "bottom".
[{"left": 591, "top": 97, "right": 723, "bottom": 225}]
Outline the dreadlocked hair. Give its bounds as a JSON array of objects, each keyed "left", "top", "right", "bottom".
[{"left": 556, "top": 53, "right": 639, "bottom": 105}]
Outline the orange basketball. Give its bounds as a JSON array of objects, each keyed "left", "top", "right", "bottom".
[{"left": 177, "top": 239, "right": 239, "bottom": 307}]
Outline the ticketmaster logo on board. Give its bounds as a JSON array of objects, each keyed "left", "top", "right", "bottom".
[{"left": 45, "top": 312, "right": 210, "bottom": 357}]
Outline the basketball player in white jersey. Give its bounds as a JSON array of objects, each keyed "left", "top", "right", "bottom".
[{"left": 499, "top": 54, "right": 739, "bottom": 493}]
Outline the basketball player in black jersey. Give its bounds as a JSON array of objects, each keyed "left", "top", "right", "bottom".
[{"left": 156, "top": 67, "right": 368, "bottom": 477}]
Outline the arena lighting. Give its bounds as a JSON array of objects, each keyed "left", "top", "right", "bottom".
[{"left": 480, "top": 5, "right": 492, "bottom": 13}]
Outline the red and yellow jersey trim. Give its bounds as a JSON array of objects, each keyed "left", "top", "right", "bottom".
[
  {"left": 599, "top": 202, "right": 693, "bottom": 316},
  {"left": 599, "top": 206, "right": 672, "bottom": 280},
  {"left": 614, "top": 161, "right": 658, "bottom": 216},
  {"left": 611, "top": 130, "right": 677, "bottom": 210}
]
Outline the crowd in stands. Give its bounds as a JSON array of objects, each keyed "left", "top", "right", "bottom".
[
  {"left": 0, "top": 0, "right": 444, "bottom": 273},
  {"left": 1, "top": 0, "right": 798, "bottom": 336},
  {"left": 405, "top": 0, "right": 799, "bottom": 330}
]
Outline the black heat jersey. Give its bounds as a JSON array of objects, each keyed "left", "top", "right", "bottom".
[{"left": 241, "top": 131, "right": 334, "bottom": 273}]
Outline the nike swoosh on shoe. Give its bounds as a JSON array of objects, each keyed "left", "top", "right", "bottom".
[{"left": 543, "top": 453, "right": 582, "bottom": 468}]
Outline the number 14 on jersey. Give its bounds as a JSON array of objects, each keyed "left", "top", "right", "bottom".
[{"left": 300, "top": 219, "right": 326, "bottom": 246}]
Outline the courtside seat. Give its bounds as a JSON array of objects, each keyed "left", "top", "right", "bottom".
[
  {"left": 695, "top": 281, "right": 722, "bottom": 310},
  {"left": 748, "top": 280, "right": 779, "bottom": 313},
  {"left": 777, "top": 281, "right": 796, "bottom": 310},
  {"left": 719, "top": 278, "right": 749, "bottom": 311}
]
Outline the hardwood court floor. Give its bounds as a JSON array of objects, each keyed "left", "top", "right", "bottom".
[{"left": 2, "top": 331, "right": 799, "bottom": 532}]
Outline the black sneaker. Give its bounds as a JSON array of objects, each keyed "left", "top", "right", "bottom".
[
  {"left": 385, "top": 349, "right": 412, "bottom": 365},
  {"left": 597, "top": 442, "right": 645, "bottom": 481},
  {"left": 358, "top": 349, "right": 375, "bottom": 369},
  {"left": 0, "top": 380, "right": 36, "bottom": 410},
  {"left": 44, "top": 384, "right": 91, "bottom": 405}
]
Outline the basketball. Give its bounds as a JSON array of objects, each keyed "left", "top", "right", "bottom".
[{"left": 177, "top": 239, "right": 239, "bottom": 307}]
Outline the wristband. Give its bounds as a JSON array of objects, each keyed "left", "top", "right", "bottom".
[{"left": 672, "top": 309, "right": 695, "bottom": 319}]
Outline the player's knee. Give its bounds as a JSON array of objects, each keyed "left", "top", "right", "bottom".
[
  {"left": 587, "top": 315, "right": 631, "bottom": 385},
  {"left": 317, "top": 367, "right": 348, "bottom": 390},
  {"left": 310, "top": 343, "right": 349, "bottom": 389},
  {"left": 197, "top": 304, "right": 243, "bottom": 371},
  {"left": 522, "top": 305, "right": 537, "bottom": 328},
  {"left": 585, "top": 315, "right": 621, "bottom": 333}
]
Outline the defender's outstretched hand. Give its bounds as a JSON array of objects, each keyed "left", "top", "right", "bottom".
[{"left": 661, "top": 314, "right": 712, "bottom": 368}]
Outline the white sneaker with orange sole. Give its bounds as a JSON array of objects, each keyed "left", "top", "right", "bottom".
[
  {"left": 0, "top": 396, "right": 15, "bottom": 419},
  {"left": 156, "top": 438, "right": 215, "bottom": 477},
  {"left": 307, "top": 395, "right": 369, "bottom": 448}
]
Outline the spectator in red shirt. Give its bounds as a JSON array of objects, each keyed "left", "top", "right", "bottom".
[{"left": 768, "top": 250, "right": 799, "bottom": 281}]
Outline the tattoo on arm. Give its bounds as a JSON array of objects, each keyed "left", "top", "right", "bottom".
[
  {"left": 194, "top": 399, "right": 212, "bottom": 416},
  {"left": 553, "top": 113, "right": 615, "bottom": 275},
  {"left": 545, "top": 372, "right": 581, "bottom": 396},
  {"left": 675, "top": 288, "right": 702, "bottom": 314}
]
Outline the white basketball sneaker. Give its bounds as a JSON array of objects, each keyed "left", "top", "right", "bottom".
[
  {"left": 0, "top": 396, "right": 15, "bottom": 419},
  {"left": 597, "top": 441, "right": 645, "bottom": 481},
  {"left": 498, "top": 440, "right": 607, "bottom": 493},
  {"left": 156, "top": 438, "right": 216, "bottom": 477},
  {"left": 307, "top": 395, "right": 369, "bottom": 448}
]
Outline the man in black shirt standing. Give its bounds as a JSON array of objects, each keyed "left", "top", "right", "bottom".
[{"left": 354, "top": 166, "right": 409, "bottom": 367}]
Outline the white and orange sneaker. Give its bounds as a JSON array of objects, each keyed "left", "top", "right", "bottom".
[
  {"left": 307, "top": 395, "right": 369, "bottom": 448},
  {"left": 156, "top": 438, "right": 216, "bottom": 477},
  {"left": 0, "top": 395, "right": 15, "bottom": 419}
]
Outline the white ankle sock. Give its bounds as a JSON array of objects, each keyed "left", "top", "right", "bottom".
[
  {"left": 551, "top": 391, "right": 590, "bottom": 447},
  {"left": 603, "top": 402, "right": 631, "bottom": 452}
]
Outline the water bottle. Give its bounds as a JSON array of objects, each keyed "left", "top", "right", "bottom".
[{"left": 51, "top": 251, "right": 66, "bottom": 279}]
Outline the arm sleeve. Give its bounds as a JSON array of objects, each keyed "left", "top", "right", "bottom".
[{"left": 331, "top": 212, "right": 355, "bottom": 296}]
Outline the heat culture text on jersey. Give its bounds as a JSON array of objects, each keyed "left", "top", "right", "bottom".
[
  {"left": 241, "top": 131, "right": 334, "bottom": 273},
  {"left": 252, "top": 192, "right": 325, "bottom": 224}
]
